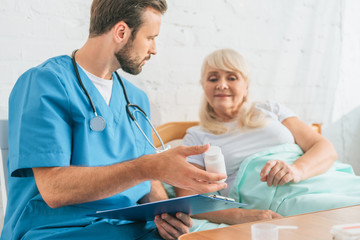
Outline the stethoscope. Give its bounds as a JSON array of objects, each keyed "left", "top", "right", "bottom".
[{"left": 71, "top": 50, "right": 169, "bottom": 153}]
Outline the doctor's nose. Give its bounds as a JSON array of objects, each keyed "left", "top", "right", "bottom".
[{"left": 149, "top": 40, "right": 157, "bottom": 55}]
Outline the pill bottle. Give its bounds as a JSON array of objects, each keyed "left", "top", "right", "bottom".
[{"left": 204, "top": 146, "right": 227, "bottom": 182}]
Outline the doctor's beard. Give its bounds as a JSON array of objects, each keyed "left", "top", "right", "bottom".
[{"left": 115, "top": 40, "right": 150, "bottom": 75}]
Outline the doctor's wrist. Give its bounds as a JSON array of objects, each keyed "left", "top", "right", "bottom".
[{"left": 135, "top": 153, "right": 159, "bottom": 182}]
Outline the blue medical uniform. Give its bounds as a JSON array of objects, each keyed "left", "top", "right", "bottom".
[{"left": 1, "top": 56, "right": 161, "bottom": 239}]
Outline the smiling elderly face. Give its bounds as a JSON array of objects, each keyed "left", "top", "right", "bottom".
[{"left": 201, "top": 65, "right": 249, "bottom": 121}]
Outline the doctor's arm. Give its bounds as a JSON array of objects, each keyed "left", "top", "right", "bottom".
[
  {"left": 32, "top": 144, "right": 227, "bottom": 209},
  {"left": 260, "top": 117, "right": 338, "bottom": 186}
]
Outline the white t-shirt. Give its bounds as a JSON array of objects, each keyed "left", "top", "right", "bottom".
[
  {"left": 81, "top": 67, "right": 113, "bottom": 106},
  {"left": 182, "top": 101, "right": 297, "bottom": 196}
]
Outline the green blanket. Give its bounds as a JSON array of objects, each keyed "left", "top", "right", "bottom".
[{"left": 228, "top": 143, "right": 360, "bottom": 216}]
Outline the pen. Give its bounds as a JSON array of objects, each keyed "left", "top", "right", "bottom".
[{"left": 208, "top": 195, "right": 236, "bottom": 202}]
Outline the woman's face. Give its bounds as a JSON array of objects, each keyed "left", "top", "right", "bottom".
[{"left": 202, "top": 65, "right": 248, "bottom": 121}]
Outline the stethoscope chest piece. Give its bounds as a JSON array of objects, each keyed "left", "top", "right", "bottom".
[
  {"left": 71, "top": 49, "right": 167, "bottom": 151},
  {"left": 90, "top": 116, "right": 106, "bottom": 132}
]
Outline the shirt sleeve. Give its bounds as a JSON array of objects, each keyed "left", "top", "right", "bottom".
[
  {"left": 257, "top": 100, "right": 297, "bottom": 122},
  {"left": 8, "top": 67, "right": 72, "bottom": 177},
  {"left": 181, "top": 127, "right": 205, "bottom": 168}
]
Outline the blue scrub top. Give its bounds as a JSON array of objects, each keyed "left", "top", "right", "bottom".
[{"left": 1, "top": 56, "right": 158, "bottom": 239}]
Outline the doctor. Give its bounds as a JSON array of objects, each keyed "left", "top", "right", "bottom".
[{"left": 1, "top": 0, "right": 227, "bottom": 239}]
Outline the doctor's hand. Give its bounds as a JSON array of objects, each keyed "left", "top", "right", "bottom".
[
  {"left": 141, "top": 144, "right": 227, "bottom": 194},
  {"left": 154, "top": 212, "right": 192, "bottom": 240},
  {"left": 260, "top": 160, "right": 302, "bottom": 187}
]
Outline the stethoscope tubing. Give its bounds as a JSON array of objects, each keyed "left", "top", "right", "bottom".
[
  {"left": 72, "top": 50, "right": 98, "bottom": 116},
  {"left": 71, "top": 50, "right": 167, "bottom": 152}
]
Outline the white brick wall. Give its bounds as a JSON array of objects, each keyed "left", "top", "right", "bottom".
[{"left": 1, "top": 0, "right": 360, "bottom": 229}]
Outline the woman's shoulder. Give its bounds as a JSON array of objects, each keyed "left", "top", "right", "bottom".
[
  {"left": 182, "top": 125, "right": 209, "bottom": 146},
  {"left": 255, "top": 100, "right": 297, "bottom": 122},
  {"left": 186, "top": 125, "right": 206, "bottom": 135},
  {"left": 255, "top": 100, "right": 281, "bottom": 111}
]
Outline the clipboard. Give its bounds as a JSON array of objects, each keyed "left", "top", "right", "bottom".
[{"left": 88, "top": 194, "right": 246, "bottom": 222}]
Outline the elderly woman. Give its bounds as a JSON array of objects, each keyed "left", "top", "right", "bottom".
[{"left": 175, "top": 49, "right": 360, "bottom": 229}]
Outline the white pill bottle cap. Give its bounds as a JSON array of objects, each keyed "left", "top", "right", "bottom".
[{"left": 204, "top": 146, "right": 222, "bottom": 161}]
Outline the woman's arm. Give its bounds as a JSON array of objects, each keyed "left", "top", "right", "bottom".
[
  {"left": 260, "top": 117, "right": 338, "bottom": 186},
  {"left": 138, "top": 180, "right": 169, "bottom": 203},
  {"left": 175, "top": 163, "right": 282, "bottom": 225},
  {"left": 140, "top": 181, "right": 194, "bottom": 239}
]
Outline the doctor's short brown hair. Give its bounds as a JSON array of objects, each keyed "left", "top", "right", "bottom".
[{"left": 89, "top": 0, "right": 167, "bottom": 38}]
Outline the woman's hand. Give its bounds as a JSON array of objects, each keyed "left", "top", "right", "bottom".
[
  {"left": 154, "top": 212, "right": 193, "bottom": 240},
  {"left": 260, "top": 160, "right": 302, "bottom": 186},
  {"left": 230, "top": 209, "right": 282, "bottom": 224}
]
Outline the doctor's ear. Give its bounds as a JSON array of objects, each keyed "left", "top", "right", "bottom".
[{"left": 113, "top": 21, "right": 132, "bottom": 43}]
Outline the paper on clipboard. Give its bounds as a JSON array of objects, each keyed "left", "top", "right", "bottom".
[{"left": 88, "top": 194, "right": 246, "bottom": 222}]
